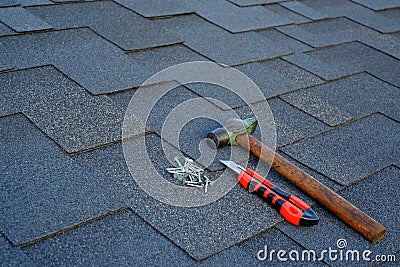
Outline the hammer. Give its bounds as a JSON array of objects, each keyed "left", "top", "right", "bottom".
[{"left": 208, "top": 118, "right": 386, "bottom": 243}]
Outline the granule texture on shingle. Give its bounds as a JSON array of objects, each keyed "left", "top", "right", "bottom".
[
  {"left": 281, "top": 73, "right": 400, "bottom": 124},
  {"left": 164, "top": 14, "right": 294, "bottom": 65},
  {"left": 282, "top": 114, "right": 399, "bottom": 185},
  {"left": 0, "top": 66, "right": 126, "bottom": 153},
  {"left": 352, "top": 0, "right": 400, "bottom": 11},
  {"left": 284, "top": 0, "right": 400, "bottom": 33},
  {"left": 27, "top": 1, "right": 181, "bottom": 51},
  {"left": 183, "top": 0, "right": 291, "bottom": 33},
  {"left": 0, "top": 21, "right": 13, "bottom": 36},
  {"left": 0, "top": 28, "right": 206, "bottom": 94},
  {"left": 280, "top": 1, "right": 329, "bottom": 20},
  {"left": 0, "top": 114, "right": 122, "bottom": 244},
  {"left": 0, "top": 234, "right": 33, "bottom": 267},
  {"left": 278, "top": 18, "right": 400, "bottom": 59},
  {"left": 22, "top": 209, "right": 193, "bottom": 266},
  {"left": 277, "top": 166, "right": 400, "bottom": 266},
  {"left": 73, "top": 135, "right": 288, "bottom": 260},
  {"left": 285, "top": 42, "right": 400, "bottom": 86},
  {"left": 114, "top": 0, "right": 193, "bottom": 17},
  {"left": 0, "top": 6, "right": 52, "bottom": 32}
]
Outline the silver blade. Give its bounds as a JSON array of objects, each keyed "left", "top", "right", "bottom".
[{"left": 220, "top": 160, "right": 245, "bottom": 174}]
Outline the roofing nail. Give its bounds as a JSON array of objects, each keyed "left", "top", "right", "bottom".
[
  {"left": 168, "top": 169, "right": 198, "bottom": 175},
  {"left": 197, "top": 171, "right": 203, "bottom": 183},
  {"left": 204, "top": 176, "right": 210, "bottom": 193},
  {"left": 185, "top": 181, "right": 201, "bottom": 185},
  {"left": 174, "top": 156, "right": 183, "bottom": 168},
  {"left": 166, "top": 167, "right": 184, "bottom": 171},
  {"left": 187, "top": 173, "right": 193, "bottom": 182},
  {"left": 166, "top": 170, "right": 183, "bottom": 174},
  {"left": 185, "top": 183, "right": 203, "bottom": 188}
]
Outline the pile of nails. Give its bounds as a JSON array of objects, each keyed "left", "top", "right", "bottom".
[{"left": 166, "top": 156, "right": 211, "bottom": 193}]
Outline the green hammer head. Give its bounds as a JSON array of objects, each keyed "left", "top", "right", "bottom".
[{"left": 207, "top": 118, "right": 258, "bottom": 148}]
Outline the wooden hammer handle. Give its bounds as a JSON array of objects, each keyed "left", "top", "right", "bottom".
[{"left": 236, "top": 134, "right": 386, "bottom": 243}]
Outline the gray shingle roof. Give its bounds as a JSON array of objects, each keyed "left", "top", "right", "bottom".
[{"left": 1, "top": 0, "right": 399, "bottom": 265}]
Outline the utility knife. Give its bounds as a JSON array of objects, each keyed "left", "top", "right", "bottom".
[{"left": 220, "top": 160, "right": 319, "bottom": 226}]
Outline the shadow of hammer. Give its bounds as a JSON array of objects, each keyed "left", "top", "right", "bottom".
[{"left": 207, "top": 117, "right": 386, "bottom": 243}]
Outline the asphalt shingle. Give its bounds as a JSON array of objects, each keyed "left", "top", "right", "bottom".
[
  {"left": 268, "top": 98, "right": 330, "bottom": 143},
  {"left": 245, "top": 155, "right": 342, "bottom": 206},
  {"left": 165, "top": 14, "right": 295, "bottom": 65},
  {"left": 73, "top": 134, "right": 297, "bottom": 260},
  {"left": 0, "top": 114, "right": 122, "bottom": 245},
  {"left": 264, "top": 4, "right": 311, "bottom": 24},
  {"left": 0, "top": 0, "right": 52, "bottom": 7},
  {"left": 133, "top": 183, "right": 284, "bottom": 261},
  {"left": 0, "top": 6, "right": 52, "bottom": 32},
  {"left": 256, "top": 28, "right": 312, "bottom": 53},
  {"left": 237, "top": 59, "right": 322, "bottom": 98},
  {"left": 314, "top": 42, "right": 400, "bottom": 86},
  {"left": 109, "top": 84, "right": 198, "bottom": 133},
  {"left": 188, "top": 152, "right": 340, "bottom": 262},
  {"left": 197, "top": 228, "right": 328, "bottom": 266},
  {"left": 51, "top": 0, "right": 86, "bottom": 2},
  {"left": 281, "top": 73, "right": 400, "bottom": 125},
  {"left": 0, "top": 21, "right": 13, "bottom": 36},
  {"left": 229, "top": 0, "right": 284, "bottom": 6},
  {"left": 0, "top": 234, "right": 33, "bottom": 267},
  {"left": 276, "top": 166, "right": 400, "bottom": 266},
  {"left": 118, "top": 0, "right": 293, "bottom": 33},
  {"left": 22, "top": 209, "right": 193, "bottom": 266},
  {"left": 184, "top": 83, "right": 247, "bottom": 110},
  {"left": 379, "top": 8, "right": 400, "bottom": 21},
  {"left": 0, "top": 0, "right": 17, "bottom": 7},
  {"left": 0, "top": 66, "right": 126, "bottom": 153},
  {"left": 284, "top": 42, "right": 400, "bottom": 86},
  {"left": 110, "top": 85, "right": 251, "bottom": 171},
  {"left": 280, "top": 1, "right": 328, "bottom": 20},
  {"left": 114, "top": 0, "right": 193, "bottom": 18},
  {"left": 282, "top": 0, "right": 400, "bottom": 33},
  {"left": 28, "top": 1, "right": 181, "bottom": 51},
  {"left": 282, "top": 52, "right": 349, "bottom": 81},
  {"left": 0, "top": 22, "right": 14, "bottom": 71},
  {"left": 352, "top": 0, "right": 400, "bottom": 11},
  {"left": 235, "top": 98, "right": 330, "bottom": 147},
  {"left": 1, "top": 0, "right": 399, "bottom": 265},
  {"left": 196, "top": 245, "right": 254, "bottom": 266},
  {"left": 183, "top": 0, "right": 291, "bottom": 33},
  {"left": 281, "top": 114, "right": 399, "bottom": 185},
  {"left": 281, "top": 89, "right": 353, "bottom": 127},
  {"left": 126, "top": 45, "right": 207, "bottom": 83},
  {"left": 0, "top": 65, "right": 11, "bottom": 72},
  {"left": 186, "top": 59, "right": 322, "bottom": 110},
  {"left": 0, "top": 28, "right": 139, "bottom": 93},
  {"left": 0, "top": 28, "right": 205, "bottom": 94},
  {"left": 278, "top": 17, "right": 400, "bottom": 59},
  {"left": 177, "top": 117, "right": 248, "bottom": 171}
]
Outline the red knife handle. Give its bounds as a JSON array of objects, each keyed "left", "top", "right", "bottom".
[
  {"left": 246, "top": 168, "right": 310, "bottom": 210},
  {"left": 238, "top": 172, "right": 319, "bottom": 226}
]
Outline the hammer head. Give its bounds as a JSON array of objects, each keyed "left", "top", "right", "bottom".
[{"left": 207, "top": 118, "right": 258, "bottom": 148}]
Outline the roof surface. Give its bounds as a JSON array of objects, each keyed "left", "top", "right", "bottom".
[{"left": 0, "top": 0, "right": 399, "bottom": 266}]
